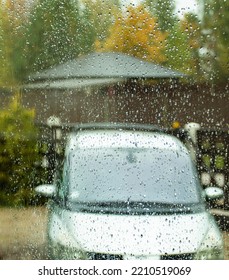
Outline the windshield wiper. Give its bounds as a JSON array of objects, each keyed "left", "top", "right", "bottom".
[{"left": 66, "top": 200, "right": 204, "bottom": 215}]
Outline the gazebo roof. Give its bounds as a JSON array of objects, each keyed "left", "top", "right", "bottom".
[{"left": 26, "top": 52, "right": 185, "bottom": 87}]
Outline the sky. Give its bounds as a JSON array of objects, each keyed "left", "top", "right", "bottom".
[
  {"left": 175, "top": 0, "right": 198, "bottom": 17},
  {"left": 123, "top": 0, "right": 199, "bottom": 17}
]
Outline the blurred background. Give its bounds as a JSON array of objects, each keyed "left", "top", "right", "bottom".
[{"left": 0, "top": 0, "right": 228, "bottom": 259}]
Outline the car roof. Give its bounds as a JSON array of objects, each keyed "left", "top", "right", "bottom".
[
  {"left": 72, "top": 122, "right": 161, "bottom": 133},
  {"left": 66, "top": 123, "right": 187, "bottom": 152}
]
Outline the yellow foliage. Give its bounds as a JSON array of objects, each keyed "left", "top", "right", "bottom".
[{"left": 96, "top": 5, "right": 167, "bottom": 63}]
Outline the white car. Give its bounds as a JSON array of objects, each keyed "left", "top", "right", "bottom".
[{"left": 36, "top": 123, "right": 224, "bottom": 260}]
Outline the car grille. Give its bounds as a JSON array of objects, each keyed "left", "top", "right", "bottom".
[{"left": 87, "top": 252, "right": 194, "bottom": 260}]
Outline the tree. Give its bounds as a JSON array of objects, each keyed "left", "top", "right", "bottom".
[
  {"left": 179, "top": 13, "right": 203, "bottom": 77},
  {"left": 0, "top": 0, "right": 28, "bottom": 87},
  {"left": 96, "top": 4, "right": 167, "bottom": 63},
  {"left": 0, "top": 2, "right": 9, "bottom": 87},
  {"left": 144, "top": 0, "right": 176, "bottom": 32},
  {"left": 144, "top": 0, "right": 196, "bottom": 75},
  {"left": 164, "top": 21, "right": 193, "bottom": 75},
  {"left": 25, "top": 0, "right": 95, "bottom": 73},
  {"left": 0, "top": 0, "right": 99, "bottom": 85},
  {"left": 200, "top": 0, "right": 229, "bottom": 82},
  {"left": 82, "top": 0, "right": 121, "bottom": 43}
]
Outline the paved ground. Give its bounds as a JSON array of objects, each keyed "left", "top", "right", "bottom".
[
  {"left": 0, "top": 207, "right": 228, "bottom": 260},
  {"left": 0, "top": 207, "right": 48, "bottom": 260},
  {"left": 223, "top": 232, "right": 229, "bottom": 259}
]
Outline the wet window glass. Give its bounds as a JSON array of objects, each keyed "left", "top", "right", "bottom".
[{"left": 0, "top": 0, "right": 228, "bottom": 262}]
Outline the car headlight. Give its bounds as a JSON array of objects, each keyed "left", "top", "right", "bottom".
[{"left": 195, "top": 223, "right": 224, "bottom": 260}]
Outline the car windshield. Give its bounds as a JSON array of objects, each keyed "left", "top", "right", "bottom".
[{"left": 66, "top": 147, "right": 202, "bottom": 206}]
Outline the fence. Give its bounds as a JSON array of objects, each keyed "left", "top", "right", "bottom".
[
  {"left": 37, "top": 124, "right": 229, "bottom": 210},
  {"left": 0, "top": 124, "right": 228, "bottom": 211},
  {"left": 196, "top": 129, "right": 229, "bottom": 210}
]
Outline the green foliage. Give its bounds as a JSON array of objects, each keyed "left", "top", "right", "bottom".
[
  {"left": 0, "top": 0, "right": 28, "bottom": 87},
  {"left": 82, "top": 0, "right": 121, "bottom": 43},
  {"left": 25, "top": 0, "right": 95, "bottom": 73},
  {"left": 144, "top": 0, "right": 176, "bottom": 31},
  {"left": 0, "top": 95, "right": 46, "bottom": 206},
  {"left": 0, "top": 0, "right": 96, "bottom": 85},
  {"left": 173, "top": 13, "right": 203, "bottom": 79},
  {"left": 201, "top": 0, "right": 229, "bottom": 82},
  {"left": 0, "top": 0, "right": 228, "bottom": 87},
  {"left": 164, "top": 21, "right": 193, "bottom": 74}
]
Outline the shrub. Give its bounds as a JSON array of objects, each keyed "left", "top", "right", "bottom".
[{"left": 0, "top": 94, "right": 46, "bottom": 206}]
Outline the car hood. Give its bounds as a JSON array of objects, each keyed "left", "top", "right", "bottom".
[{"left": 59, "top": 210, "right": 214, "bottom": 256}]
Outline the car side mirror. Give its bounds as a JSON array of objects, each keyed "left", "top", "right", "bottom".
[
  {"left": 35, "top": 184, "right": 56, "bottom": 198},
  {"left": 204, "top": 186, "right": 224, "bottom": 201}
]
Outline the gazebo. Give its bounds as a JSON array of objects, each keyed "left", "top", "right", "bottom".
[
  {"left": 24, "top": 52, "right": 185, "bottom": 125},
  {"left": 26, "top": 52, "right": 185, "bottom": 89}
]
